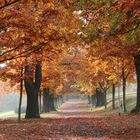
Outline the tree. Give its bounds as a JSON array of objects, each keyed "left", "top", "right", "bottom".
[
  {"left": 76, "top": 0, "right": 139, "bottom": 112},
  {"left": 24, "top": 62, "right": 42, "bottom": 118},
  {"left": 0, "top": 0, "right": 78, "bottom": 118},
  {"left": 112, "top": 84, "right": 115, "bottom": 109},
  {"left": 0, "top": 0, "right": 139, "bottom": 117}
]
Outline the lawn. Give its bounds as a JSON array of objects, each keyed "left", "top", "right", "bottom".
[{"left": 92, "top": 92, "right": 137, "bottom": 115}]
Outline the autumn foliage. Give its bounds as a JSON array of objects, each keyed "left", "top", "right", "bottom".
[{"left": 0, "top": 0, "right": 140, "bottom": 114}]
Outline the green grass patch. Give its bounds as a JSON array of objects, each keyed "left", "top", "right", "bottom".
[
  {"left": 0, "top": 111, "right": 16, "bottom": 117},
  {"left": 92, "top": 92, "right": 136, "bottom": 116}
]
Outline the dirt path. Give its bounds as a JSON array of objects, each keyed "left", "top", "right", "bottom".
[{"left": 41, "top": 99, "right": 99, "bottom": 118}]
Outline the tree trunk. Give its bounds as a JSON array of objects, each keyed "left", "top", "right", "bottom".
[
  {"left": 131, "top": 55, "right": 140, "bottom": 113},
  {"left": 122, "top": 67, "right": 127, "bottom": 112},
  {"left": 60, "top": 95, "right": 64, "bottom": 104},
  {"left": 56, "top": 96, "right": 59, "bottom": 108},
  {"left": 112, "top": 84, "right": 115, "bottom": 109},
  {"left": 18, "top": 67, "right": 23, "bottom": 122},
  {"left": 88, "top": 95, "right": 91, "bottom": 104},
  {"left": 25, "top": 83, "right": 40, "bottom": 118},
  {"left": 39, "top": 90, "right": 42, "bottom": 114},
  {"left": 43, "top": 88, "right": 49, "bottom": 112},
  {"left": 49, "top": 95, "right": 56, "bottom": 111},
  {"left": 54, "top": 97, "right": 58, "bottom": 109},
  {"left": 24, "top": 63, "right": 42, "bottom": 119},
  {"left": 58, "top": 95, "right": 63, "bottom": 106},
  {"left": 91, "top": 94, "right": 97, "bottom": 107},
  {"left": 104, "top": 91, "right": 107, "bottom": 109},
  {"left": 96, "top": 89, "right": 105, "bottom": 106}
]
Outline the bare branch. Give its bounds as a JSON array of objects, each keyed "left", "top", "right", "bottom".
[
  {"left": 0, "top": 42, "right": 48, "bottom": 63},
  {"left": 0, "top": 0, "right": 20, "bottom": 10},
  {"left": 0, "top": 45, "right": 21, "bottom": 57}
]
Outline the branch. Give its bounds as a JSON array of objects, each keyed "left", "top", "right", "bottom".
[
  {"left": 0, "top": 0, "right": 20, "bottom": 10},
  {"left": 121, "top": 24, "right": 140, "bottom": 34},
  {"left": 0, "top": 45, "right": 21, "bottom": 57},
  {"left": 99, "top": 82, "right": 104, "bottom": 91},
  {"left": 99, "top": 80, "right": 110, "bottom": 92},
  {"left": 0, "top": 42, "right": 48, "bottom": 63},
  {"left": 125, "top": 72, "right": 130, "bottom": 79}
]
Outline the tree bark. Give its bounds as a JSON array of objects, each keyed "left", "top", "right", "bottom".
[
  {"left": 24, "top": 63, "right": 42, "bottom": 118},
  {"left": 112, "top": 84, "right": 115, "bottom": 109},
  {"left": 39, "top": 90, "right": 42, "bottom": 114},
  {"left": 131, "top": 55, "right": 140, "bottom": 113},
  {"left": 49, "top": 95, "right": 56, "bottom": 111},
  {"left": 96, "top": 89, "right": 105, "bottom": 107},
  {"left": 54, "top": 97, "right": 58, "bottom": 109},
  {"left": 43, "top": 88, "right": 49, "bottom": 112},
  {"left": 122, "top": 67, "right": 127, "bottom": 112},
  {"left": 57, "top": 95, "right": 63, "bottom": 107},
  {"left": 56, "top": 96, "right": 59, "bottom": 108},
  {"left": 18, "top": 67, "right": 23, "bottom": 122},
  {"left": 91, "top": 94, "right": 97, "bottom": 107},
  {"left": 104, "top": 91, "right": 107, "bottom": 109},
  {"left": 60, "top": 95, "right": 64, "bottom": 104},
  {"left": 88, "top": 95, "right": 91, "bottom": 104}
]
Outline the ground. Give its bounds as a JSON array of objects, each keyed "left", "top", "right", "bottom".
[{"left": 0, "top": 99, "right": 140, "bottom": 140}]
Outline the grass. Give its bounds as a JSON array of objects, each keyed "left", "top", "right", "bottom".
[
  {"left": 92, "top": 92, "right": 137, "bottom": 115},
  {"left": 0, "top": 111, "right": 16, "bottom": 118}
]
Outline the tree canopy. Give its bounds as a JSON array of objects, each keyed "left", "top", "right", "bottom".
[{"left": 0, "top": 0, "right": 140, "bottom": 113}]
